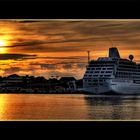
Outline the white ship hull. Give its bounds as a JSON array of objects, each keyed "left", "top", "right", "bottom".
[
  {"left": 83, "top": 79, "right": 140, "bottom": 95},
  {"left": 83, "top": 47, "right": 140, "bottom": 95}
]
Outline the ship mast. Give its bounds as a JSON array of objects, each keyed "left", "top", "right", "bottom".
[{"left": 87, "top": 51, "right": 90, "bottom": 64}]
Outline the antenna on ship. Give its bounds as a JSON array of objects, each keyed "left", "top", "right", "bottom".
[
  {"left": 107, "top": 37, "right": 114, "bottom": 48},
  {"left": 87, "top": 50, "right": 90, "bottom": 64}
]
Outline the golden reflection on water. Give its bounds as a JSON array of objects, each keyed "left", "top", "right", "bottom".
[
  {"left": 0, "top": 94, "right": 89, "bottom": 120},
  {"left": 0, "top": 95, "right": 7, "bottom": 119},
  {"left": 0, "top": 94, "right": 140, "bottom": 120}
]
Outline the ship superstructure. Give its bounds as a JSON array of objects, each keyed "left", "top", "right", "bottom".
[{"left": 83, "top": 48, "right": 140, "bottom": 94}]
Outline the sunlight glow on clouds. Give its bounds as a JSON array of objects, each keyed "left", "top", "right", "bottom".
[{"left": 0, "top": 20, "right": 139, "bottom": 79}]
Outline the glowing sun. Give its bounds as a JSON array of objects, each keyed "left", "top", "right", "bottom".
[
  {"left": 0, "top": 40, "right": 7, "bottom": 53},
  {"left": 0, "top": 40, "right": 5, "bottom": 47}
]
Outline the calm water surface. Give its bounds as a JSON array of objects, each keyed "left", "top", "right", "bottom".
[{"left": 0, "top": 93, "right": 140, "bottom": 120}]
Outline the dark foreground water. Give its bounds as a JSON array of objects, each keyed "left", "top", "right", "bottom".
[{"left": 0, "top": 93, "right": 140, "bottom": 120}]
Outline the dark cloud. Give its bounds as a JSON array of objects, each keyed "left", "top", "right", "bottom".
[
  {"left": 0, "top": 20, "right": 140, "bottom": 79},
  {"left": 40, "top": 62, "right": 86, "bottom": 70},
  {"left": 8, "top": 37, "right": 102, "bottom": 50},
  {"left": 40, "top": 64, "right": 56, "bottom": 70},
  {"left": 46, "top": 71, "right": 78, "bottom": 78},
  {"left": 44, "top": 37, "right": 102, "bottom": 44},
  {"left": 8, "top": 21, "right": 140, "bottom": 53},
  {"left": 38, "top": 56, "right": 86, "bottom": 60},
  {"left": 97, "top": 23, "right": 123, "bottom": 28},
  {"left": 4, "top": 20, "right": 140, "bottom": 53},
  {"left": 6, "top": 40, "right": 46, "bottom": 48},
  {"left": 16, "top": 20, "right": 42, "bottom": 23},
  {"left": 76, "top": 63, "right": 87, "bottom": 68},
  {"left": 62, "top": 64, "right": 73, "bottom": 69},
  {"left": 3, "top": 67, "right": 22, "bottom": 74},
  {"left": 0, "top": 54, "right": 37, "bottom": 60}
]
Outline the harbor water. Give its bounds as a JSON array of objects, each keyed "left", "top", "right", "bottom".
[{"left": 0, "top": 93, "right": 140, "bottom": 120}]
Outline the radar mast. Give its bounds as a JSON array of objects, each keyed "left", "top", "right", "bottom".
[{"left": 87, "top": 51, "right": 90, "bottom": 64}]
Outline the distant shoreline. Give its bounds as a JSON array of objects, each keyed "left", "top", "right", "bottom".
[
  {"left": 0, "top": 91, "right": 85, "bottom": 94},
  {"left": 0, "top": 92, "right": 137, "bottom": 95}
]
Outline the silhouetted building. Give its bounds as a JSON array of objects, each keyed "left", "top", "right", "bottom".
[
  {"left": 76, "top": 79, "right": 83, "bottom": 88},
  {"left": 59, "top": 77, "right": 76, "bottom": 82},
  {"left": 59, "top": 77, "right": 77, "bottom": 91},
  {"left": 0, "top": 74, "right": 80, "bottom": 93}
]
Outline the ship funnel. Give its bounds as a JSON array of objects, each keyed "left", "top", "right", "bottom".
[{"left": 109, "top": 47, "right": 120, "bottom": 58}]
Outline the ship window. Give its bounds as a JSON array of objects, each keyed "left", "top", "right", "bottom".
[
  {"left": 107, "top": 68, "right": 113, "bottom": 70},
  {"left": 86, "top": 71, "right": 89, "bottom": 73},
  {"left": 101, "top": 71, "right": 104, "bottom": 73},
  {"left": 95, "top": 71, "right": 99, "bottom": 73},
  {"left": 93, "top": 83, "right": 98, "bottom": 85},
  {"left": 102, "top": 68, "right": 106, "bottom": 70},
  {"left": 106, "top": 71, "right": 112, "bottom": 73},
  {"left": 96, "top": 68, "right": 101, "bottom": 70},
  {"left": 104, "top": 75, "right": 110, "bottom": 77}
]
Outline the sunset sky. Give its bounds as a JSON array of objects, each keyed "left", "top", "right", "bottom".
[{"left": 0, "top": 19, "right": 140, "bottom": 79}]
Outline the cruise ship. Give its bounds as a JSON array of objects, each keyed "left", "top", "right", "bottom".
[{"left": 83, "top": 47, "right": 140, "bottom": 94}]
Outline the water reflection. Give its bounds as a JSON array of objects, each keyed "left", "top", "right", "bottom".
[
  {"left": 0, "top": 95, "right": 7, "bottom": 119},
  {"left": 0, "top": 94, "right": 140, "bottom": 120},
  {"left": 0, "top": 94, "right": 89, "bottom": 120},
  {"left": 84, "top": 95, "right": 140, "bottom": 119}
]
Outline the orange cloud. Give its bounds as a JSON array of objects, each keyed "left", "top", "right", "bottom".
[{"left": 0, "top": 20, "right": 139, "bottom": 79}]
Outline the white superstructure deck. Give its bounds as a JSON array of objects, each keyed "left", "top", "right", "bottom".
[{"left": 83, "top": 48, "right": 140, "bottom": 94}]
